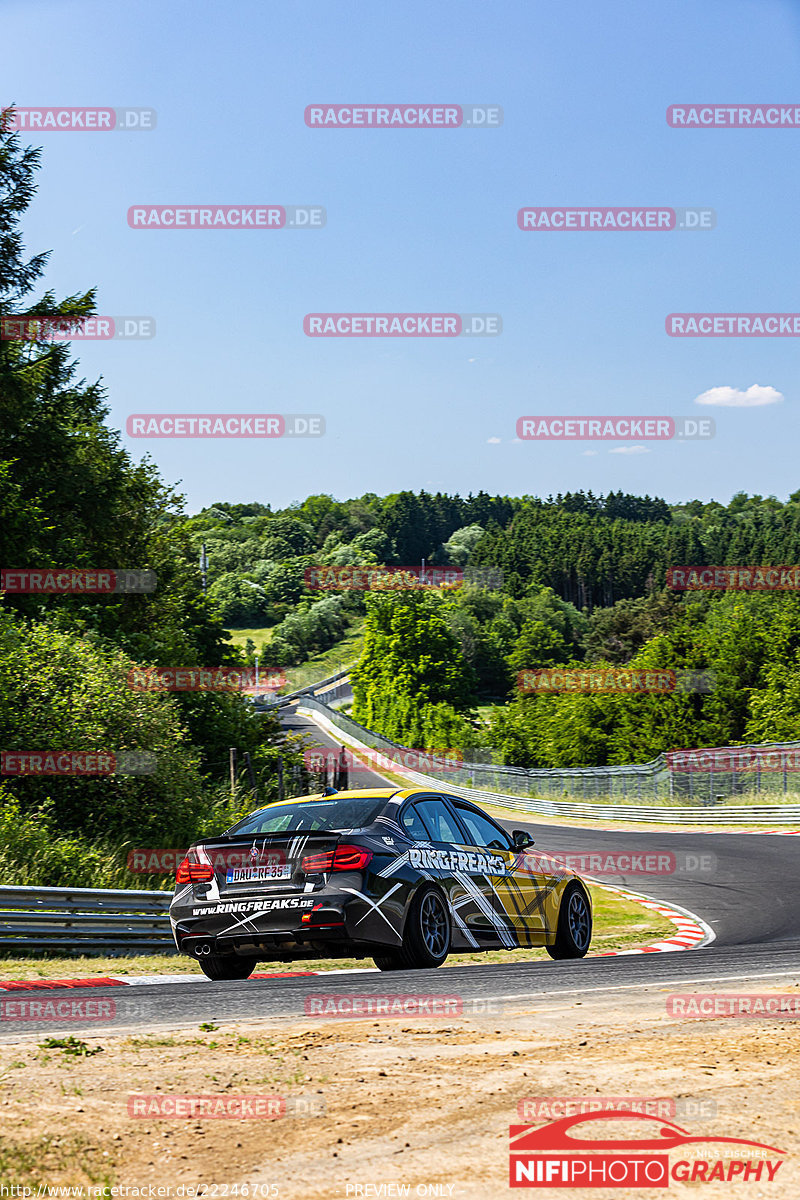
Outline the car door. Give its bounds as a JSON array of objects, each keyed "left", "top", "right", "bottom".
[
  {"left": 449, "top": 801, "right": 548, "bottom": 945},
  {"left": 400, "top": 794, "right": 500, "bottom": 943}
]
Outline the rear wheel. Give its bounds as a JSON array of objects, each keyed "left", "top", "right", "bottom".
[
  {"left": 373, "top": 886, "right": 451, "bottom": 971},
  {"left": 372, "top": 952, "right": 404, "bottom": 971},
  {"left": 198, "top": 954, "right": 258, "bottom": 981},
  {"left": 546, "top": 882, "right": 592, "bottom": 960}
]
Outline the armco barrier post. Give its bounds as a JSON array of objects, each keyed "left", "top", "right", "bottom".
[{"left": 244, "top": 751, "right": 258, "bottom": 801}]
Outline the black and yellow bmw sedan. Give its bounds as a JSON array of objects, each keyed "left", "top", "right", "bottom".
[{"left": 170, "top": 787, "right": 592, "bottom": 979}]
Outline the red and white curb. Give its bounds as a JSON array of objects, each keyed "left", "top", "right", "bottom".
[
  {"left": 591, "top": 881, "right": 714, "bottom": 955},
  {"left": 0, "top": 967, "right": 371, "bottom": 992},
  {"left": 728, "top": 828, "right": 800, "bottom": 835}
]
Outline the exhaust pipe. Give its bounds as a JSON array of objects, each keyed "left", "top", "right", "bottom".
[{"left": 193, "top": 942, "right": 212, "bottom": 956}]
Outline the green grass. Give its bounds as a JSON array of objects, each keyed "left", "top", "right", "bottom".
[
  {"left": 0, "top": 1133, "right": 109, "bottom": 1188},
  {"left": 37, "top": 1037, "right": 102, "bottom": 1058},
  {"left": 222, "top": 620, "right": 364, "bottom": 694},
  {"left": 279, "top": 621, "right": 364, "bottom": 692},
  {"left": 224, "top": 625, "right": 275, "bottom": 649}
]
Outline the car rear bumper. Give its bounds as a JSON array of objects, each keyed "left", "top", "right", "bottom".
[{"left": 170, "top": 884, "right": 403, "bottom": 959}]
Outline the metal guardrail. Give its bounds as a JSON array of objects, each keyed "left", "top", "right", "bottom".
[
  {"left": 424, "top": 788, "right": 800, "bottom": 826},
  {"left": 299, "top": 697, "right": 800, "bottom": 825},
  {"left": 4, "top": 698, "right": 796, "bottom": 957},
  {"left": 277, "top": 668, "right": 352, "bottom": 706},
  {"left": 0, "top": 885, "right": 174, "bottom": 952}
]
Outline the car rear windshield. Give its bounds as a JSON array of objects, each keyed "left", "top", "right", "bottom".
[{"left": 225, "top": 796, "right": 386, "bottom": 837}]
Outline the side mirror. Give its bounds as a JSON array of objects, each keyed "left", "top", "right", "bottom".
[{"left": 512, "top": 829, "right": 535, "bottom": 850}]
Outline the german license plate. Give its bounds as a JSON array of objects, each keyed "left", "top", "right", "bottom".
[{"left": 226, "top": 864, "right": 292, "bottom": 883}]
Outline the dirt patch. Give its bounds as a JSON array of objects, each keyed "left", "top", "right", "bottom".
[{"left": 1, "top": 980, "right": 799, "bottom": 1197}]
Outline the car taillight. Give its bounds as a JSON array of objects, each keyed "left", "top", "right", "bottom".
[
  {"left": 176, "top": 857, "right": 215, "bottom": 884},
  {"left": 301, "top": 844, "right": 373, "bottom": 873},
  {"left": 332, "top": 845, "right": 373, "bottom": 870}
]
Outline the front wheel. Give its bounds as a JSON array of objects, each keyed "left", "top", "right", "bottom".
[
  {"left": 373, "top": 886, "right": 451, "bottom": 971},
  {"left": 198, "top": 953, "right": 258, "bottom": 981},
  {"left": 546, "top": 882, "right": 592, "bottom": 960}
]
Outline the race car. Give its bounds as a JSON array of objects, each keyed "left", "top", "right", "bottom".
[{"left": 169, "top": 787, "right": 592, "bottom": 979}]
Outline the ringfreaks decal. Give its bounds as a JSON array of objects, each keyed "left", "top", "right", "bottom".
[
  {"left": 191, "top": 897, "right": 314, "bottom": 916},
  {"left": 408, "top": 847, "right": 508, "bottom": 875}
]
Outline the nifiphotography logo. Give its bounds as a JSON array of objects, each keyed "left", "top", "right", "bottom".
[{"left": 509, "top": 1110, "right": 785, "bottom": 1187}]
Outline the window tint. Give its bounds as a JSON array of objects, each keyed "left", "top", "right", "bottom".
[
  {"left": 414, "top": 798, "right": 463, "bottom": 844},
  {"left": 453, "top": 805, "right": 511, "bottom": 851},
  {"left": 226, "top": 797, "right": 384, "bottom": 836},
  {"left": 400, "top": 804, "right": 429, "bottom": 841}
]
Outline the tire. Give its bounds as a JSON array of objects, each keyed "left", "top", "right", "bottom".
[
  {"left": 198, "top": 953, "right": 258, "bottom": 981},
  {"left": 373, "top": 886, "right": 451, "bottom": 971},
  {"left": 546, "top": 882, "right": 592, "bottom": 960},
  {"left": 372, "top": 952, "right": 405, "bottom": 971}
]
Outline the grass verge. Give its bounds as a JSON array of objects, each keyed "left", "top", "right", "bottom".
[
  {"left": 224, "top": 621, "right": 363, "bottom": 694},
  {"left": 224, "top": 625, "right": 275, "bottom": 648}
]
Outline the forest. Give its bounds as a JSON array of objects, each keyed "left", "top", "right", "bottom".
[{"left": 3, "top": 117, "right": 800, "bottom": 891}]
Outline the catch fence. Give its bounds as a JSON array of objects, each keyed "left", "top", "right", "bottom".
[{"left": 299, "top": 696, "right": 800, "bottom": 821}]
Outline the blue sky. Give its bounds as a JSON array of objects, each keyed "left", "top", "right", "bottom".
[{"left": 4, "top": 0, "right": 799, "bottom": 512}]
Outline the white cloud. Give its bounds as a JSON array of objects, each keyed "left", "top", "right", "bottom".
[
  {"left": 609, "top": 444, "right": 650, "bottom": 455},
  {"left": 487, "top": 436, "right": 501, "bottom": 444},
  {"left": 581, "top": 450, "right": 598, "bottom": 456},
  {"left": 694, "top": 384, "right": 783, "bottom": 408}
]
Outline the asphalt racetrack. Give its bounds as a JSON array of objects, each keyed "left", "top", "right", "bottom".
[{"left": 2, "top": 702, "right": 799, "bottom": 1040}]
